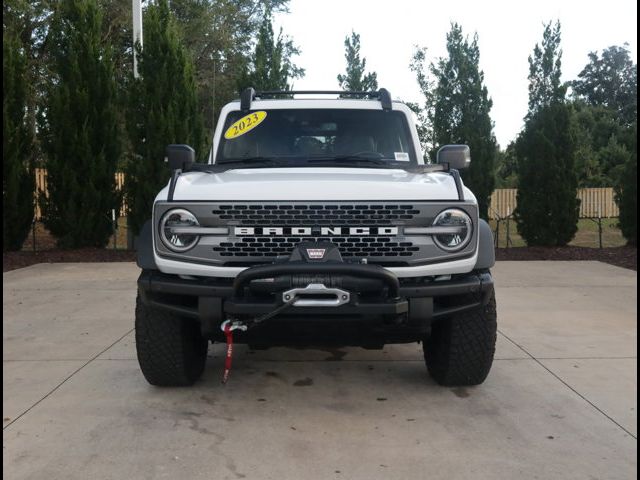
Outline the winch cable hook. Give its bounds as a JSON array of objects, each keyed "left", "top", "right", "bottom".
[{"left": 220, "top": 295, "right": 298, "bottom": 384}]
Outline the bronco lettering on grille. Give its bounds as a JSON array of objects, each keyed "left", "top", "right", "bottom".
[{"left": 233, "top": 226, "right": 399, "bottom": 236}]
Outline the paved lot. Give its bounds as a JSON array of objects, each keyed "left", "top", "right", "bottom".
[{"left": 3, "top": 261, "right": 637, "bottom": 480}]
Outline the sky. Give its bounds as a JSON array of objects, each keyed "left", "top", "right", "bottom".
[{"left": 274, "top": 0, "right": 638, "bottom": 148}]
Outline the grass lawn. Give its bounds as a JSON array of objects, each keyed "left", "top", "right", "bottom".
[
  {"left": 22, "top": 217, "right": 131, "bottom": 252},
  {"left": 489, "top": 218, "right": 625, "bottom": 249}
]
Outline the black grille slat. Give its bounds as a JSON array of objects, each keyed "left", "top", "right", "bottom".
[
  {"left": 213, "top": 235, "right": 417, "bottom": 258},
  {"left": 211, "top": 203, "right": 417, "bottom": 225},
  {"left": 209, "top": 203, "right": 421, "bottom": 262}
]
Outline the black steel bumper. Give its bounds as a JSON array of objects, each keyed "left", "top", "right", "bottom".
[{"left": 138, "top": 263, "right": 494, "bottom": 345}]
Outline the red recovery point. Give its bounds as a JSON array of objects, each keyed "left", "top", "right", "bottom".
[{"left": 220, "top": 320, "right": 248, "bottom": 384}]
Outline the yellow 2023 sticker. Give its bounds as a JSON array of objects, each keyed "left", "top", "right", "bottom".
[{"left": 224, "top": 111, "right": 267, "bottom": 139}]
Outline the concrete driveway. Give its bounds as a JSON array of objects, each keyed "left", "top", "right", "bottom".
[{"left": 3, "top": 261, "right": 637, "bottom": 480}]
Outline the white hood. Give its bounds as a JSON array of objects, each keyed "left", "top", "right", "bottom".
[{"left": 158, "top": 167, "right": 473, "bottom": 202}]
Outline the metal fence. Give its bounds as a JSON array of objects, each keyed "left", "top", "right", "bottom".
[{"left": 34, "top": 168, "right": 619, "bottom": 222}]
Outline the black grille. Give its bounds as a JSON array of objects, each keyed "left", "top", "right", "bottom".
[
  {"left": 211, "top": 204, "right": 419, "bottom": 225},
  {"left": 213, "top": 236, "right": 419, "bottom": 258}
]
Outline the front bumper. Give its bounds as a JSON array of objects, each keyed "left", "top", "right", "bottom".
[
  {"left": 153, "top": 249, "right": 480, "bottom": 279},
  {"left": 138, "top": 264, "right": 494, "bottom": 346}
]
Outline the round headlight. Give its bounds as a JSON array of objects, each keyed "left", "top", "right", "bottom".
[
  {"left": 432, "top": 209, "right": 473, "bottom": 252},
  {"left": 159, "top": 208, "right": 200, "bottom": 252}
]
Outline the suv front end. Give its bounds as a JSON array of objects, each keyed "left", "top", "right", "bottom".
[{"left": 134, "top": 89, "right": 497, "bottom": 387}]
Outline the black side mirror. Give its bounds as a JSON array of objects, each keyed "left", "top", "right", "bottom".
[
  {"left": 166, "top": 144, "right": 195, "bottom": 171},
  {"left": 437, "top": 144, "right": 471, "bottom": 170}
]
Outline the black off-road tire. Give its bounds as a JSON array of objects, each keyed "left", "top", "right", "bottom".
[
  {"left": 424, "top": 290, "right": 497, "bottom": 386},
  {"left": 135, "top": 295, "right": 208, "bottom": 386}
]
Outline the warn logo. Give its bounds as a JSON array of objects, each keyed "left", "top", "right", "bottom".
[
  {"left": 306, "top": 248, "right": 326, "bottom": 259},
  {"left": 233, "top": 226, "right": 399, "bottom": 236}
]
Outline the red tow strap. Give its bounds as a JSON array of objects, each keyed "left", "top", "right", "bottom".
[
  {"left": 222, "top": 323, "right": 234, "bottom": 384},
  {"left": 219, "top": 296, "right": 296, "bottom": 384}
]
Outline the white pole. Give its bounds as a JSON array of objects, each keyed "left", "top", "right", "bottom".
[
  {"left": 132, "top": 0, "right": 143, "bottom": 78},
  {"left": 129, "top": 0, "right": 143, "bottom": 250}
]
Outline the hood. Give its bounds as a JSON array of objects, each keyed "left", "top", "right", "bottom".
[{"left": 158, "top": 167, "right": 472, "bottom": 202}]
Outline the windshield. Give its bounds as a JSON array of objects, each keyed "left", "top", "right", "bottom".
[{"left": 216, "top": 108, "right": 417, "bottom": 167}]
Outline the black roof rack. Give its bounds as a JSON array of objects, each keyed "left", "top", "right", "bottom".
[{"left": 239, "top": 88, "right": 393, "bottom": 111}]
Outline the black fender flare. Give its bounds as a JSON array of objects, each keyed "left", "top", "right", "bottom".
[
  {"left": 136, "top": 219, "right": 157, "bottom": 270},
  {"left": 475, "top": 219, "right": 495, "bottom": 270}
]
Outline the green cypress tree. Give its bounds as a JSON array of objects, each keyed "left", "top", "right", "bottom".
[
  {"left": 126, "top": 0, "right": 205, "bottom": 235},
  {"left": 408, "top": 46, "right": 436, "bottom": 160},
  {"left": 3, "top": 29, "right": 35, "bottom": 251},
  {"left": 337, "top": 31, "right": 378, "bottom": 92},
  {"left": 431, "top": 24, "right": 497, "bottom": 219},
  {"left": 39, "top": 0, "right": 121, "bottom": 248},
  {"left": 614, "top": 123, "right": 637, "bottom": 245},
  {"left": 514, "top": 21, "right": 579, "bottom": 246},
  {"left": 515, "top": 104, "right": 579, "bottom": 245},
  {"left": 243, "top": 7, "right": 304, "bottom": 91}
]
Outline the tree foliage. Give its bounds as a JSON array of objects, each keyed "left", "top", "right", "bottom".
[
  {"left": 126, "top": 0, "right": 205, "bottom": 235},
  {"left": 571, "top": 102, "right": 622, "bottom": 186},
  {"left": 569, "top": 45, "right": 637, "bottom": 242},
  {"left": 3, "top": 27, "right": 35, "bottom": 251},
  {"left": 514, "top": 21, "right": 579, "bottom": 246},
  {"left": 39, "top": 0, "right": 122, "bottom": 248},
  {"left": 242, "top": 7, "right": 304, "bottom": 91},
  {"left": 408, "top": 46, "right": 435, "bottom": 159},
  {"left": 614, "top": 125, "right": 637, "bottom": 245},
  {"left": 527, "top": 21, "right": 564, "bottom": 115},
  {"left": 168, "top": 0, "right": 290, "bottom": 133},
  {"left": 337, "top": 31, "right": 378, "bottom": 92},
  {"left": 572, "top": 45, "right": 637, "bottom": 126},
  {"left": 3, "top": 0, "right": 53, "bottom": 164},
  {"left": 515, "top": 105, "right": 579, "bottom": 245},
  {"left": 430, "top": 24, "right": 497, "bottom": 219},
  {"left": 494, "top": 143, "right": 518, "bottom": 188}
]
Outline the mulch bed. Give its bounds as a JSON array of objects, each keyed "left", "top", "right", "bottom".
[
  {"left": 496, "top": 245, "right": 637, "bottom": 271},
  {"left": 3, "top": 245, "right": 636, "bottom": 272},
  {"left": 3, "top": 248, "right": 136, "bottom": 272}
]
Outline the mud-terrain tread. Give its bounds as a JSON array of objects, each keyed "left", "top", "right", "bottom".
[
  {"left": 135, "top": 295, "right": 207, "bottom": 386},
  {"left": 424, "top": 291, "right": 497, "bottom": 386}
]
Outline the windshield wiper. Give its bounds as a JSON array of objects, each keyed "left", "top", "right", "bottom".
[
  {"left": 211, "top": 154, "right": 406, "bottom": 171},
  {"left": 306, "top": 155, "right": 399, "bottom": 167},
  {"left": 218, "top": 156, "right": 284, "bottom": 166}
]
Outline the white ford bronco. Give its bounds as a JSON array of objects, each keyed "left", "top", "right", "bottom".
[{"left": 135, "top": 88, "right": 497, "bottom": 386}]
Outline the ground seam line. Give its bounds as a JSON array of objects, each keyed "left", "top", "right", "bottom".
[
  {"left": 2, "top": 328, "right": 134, "bottom": 431},
  {"left": 3, "top": 359, "right": 107, "bottom": 362},
  {"left": 497, "top": 330, "right": 637, "bottom": 439},
  {"left": 529, "top": 356, "right": 638, "bottom": 360},
  {"left": 497, "top": 285, "right": 636, "bottom": 289}
]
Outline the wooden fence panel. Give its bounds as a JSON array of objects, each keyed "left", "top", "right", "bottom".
[
  {"left": 490, "top": 187, "right": 619, "bottom": 219},
  {"left": 34, "top": 168, "right": 128, "bottom": 220},
  {"left": 115, "top": 172, "right": 127, "bottom": 216},
  {"left": 578, "top": 187, "right": 619, "bottom": 218},
  {"left": 34, "top": 168, "right": 48, "bottom": 220},
  {"left": 489, "top": 189, "right": 517, "bottom": 219}
]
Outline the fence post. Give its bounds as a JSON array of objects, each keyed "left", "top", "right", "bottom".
[
  {"left": 597, "top": 206, "right": 603, "bottom": 249},
  {"left": 127, "top": 221, "right": 134, "bottom": 250},
  {"left": 112, "top": 209, "right": 117, "bottom": 250},
  {"left": 32, "top": 219, "right": 37, "bottom": 253},
  {"left": 597, "top": 218, "right": 603, "bottom": 249},
  {"left": 505, "top": 206, "right": 512, "bottom": 248}
]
